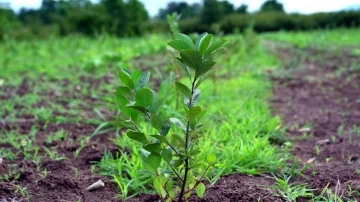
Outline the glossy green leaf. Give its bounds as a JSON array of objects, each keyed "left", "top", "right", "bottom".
[
  {"left": 127, "top": 131, "right": 148, "bottom": 144},
  {"left": 185, "top": 89, "right": 201, "bottom": 108},
  {"left": 169, "top": 118, "right": 186, "bottom": 131},
  {"left": 206, "top": 154, "right": 217, "bottom": 164},
  {"left": 160, "top": 120, "right": 171, "bottom": 136},
  {"left": 144, "top": 143, "right": 161, "bottom": 154},
  {"left": 146, "top": 152, "right": 161, "bottom": 170},
  {"left": 161, "top": 148, "right": 172, "bottom": 162},
  {"left": 204, "top": 39, "right": 227, "bottom": 57},
  {"left": 151, "top": 114, "right": 164, "bottom": 131},
  {"left": 115, "top": 86, "right": 134, "bottom": 99},
  {"left": 196, "top": 182, "right": 206, "bottom": 198},
  {"left": 150, "top": 98, "right": 165, "bottom": 114},
  {"left": 131, "top": 69, "right": 141, "bottom": 84},
  {"left": 153, "top": 177, "right": 162, "bottom": 195},
  {"left": 173, "top": 159, "right": 183, "bottom": 168},
  {"left": 180, "top": 49, "right": 202, "bottom": 69},
  {"left": 128, "top": 105, "right": 147, "bottom": 114},
  {"left": 118, "top": 69, "right": 134, "bottom": 89},
  {"left": 168, "top": 40, "right": 193, "bottom": 51},
  {"left": 196, "top": 60, "right": 216, "bottom": 77},
  {"left": 199, "top": 34, "right": 212, "bottom": 53},
  {"left": 175, "top": 82, "right": 191, "bottom": 98},
  {"left": 173, "top": 133, "right": 185, "bottom": 146},
  {"left": 186, "top": 106, "right": 202, "bottom": 121},
  {"left": 175, "top": 58, "right": 191, "bottom": 80},
  {"left": 135, "top": 71, "right": 150, "bottom": 91},
  {"left": 151, "top": 135, "right": 168, "bottom": 144},
  {"left": 195, "top": 32, "right": 207, "bottom": 50},
  {"left": 114, "top": 94, "right": 132, "bottom": 117},
  {"left": 174, "top": 33, "right": 195, "bottom": 48},
  {"left": 136, "top": 88, "right": 153, "bottom": 107}
]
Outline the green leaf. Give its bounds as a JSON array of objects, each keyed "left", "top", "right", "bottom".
[
  {"left": 114, "top": 94, "right": 132, "bottom": 117},
  {"left": 196, "top": 182, "right": 206, "bottom": 198},
  {"left": 204, "top": 39, "right": 227, "bottom": 57},
  {"left": 196, "top": 60, "right": 216, "bottom": 77},
  {"left": 186, "top": 106, "right": 202, "bottom": 121},
  {"left": 168, "top": 40, "right": 193, "bottom": 51},
  {"left": 160, "top": 120, "right": 171, "bottom": 136},
  {"left": 135, "top": 71, "right": 150, "bottom": 91},
  {"left": 199, "top": 34, "right": 213, "bottom": 53},
  {"left": 153, "top": 177, "right": 162, "bottom": 195},
  {"left": 180, "top": 49, "right": 202, "bottom": 69},
  {"left": 128, "top": 105, "right": 147, "bottom": 114},
  {"left": 206, "top": 154, "right": 217, "bottom": 164},
  {"left": 118, "top": 69, "right": 134, "bottom": 89},
  {"left": 144, "top": 143, "right": 161, "bottom": 154},
  {"left": 173, "top": 159, "right": 183, "bottom": 168},
  {"left": 131, "top": 70, "right": 141, "bottom": 84},
  {"left": 146, "top": 152, "right": 161, "bottom": 170},
  {"left": 175, "top": 82, "right": 191, "bottom": 98},
  {"left": 166, "top": 180, "right": 175, "bottom": 199},
  {"left": 174, "top": 33, "right": 195, "bottom": 48},
  {"left": 169, "top": 118, "right": 186, "bottom": 131},
  {"left": 175, "top": 58, "right": 191, "bottom": 80},
  {"left": 185, "top": 89, "right": 201, "bottom": 108},
  {"left": 195, "top": 70, "right": 215, "bottom": 88},
  {"left": 136, "top": 88, "right": 153, "bottom": 107},
  {"left": 127, "top": 131, "right": 148, "bottom": 144},
  {"left": 151, "top": 114, "right": 164, "bottom": 131},
  {"left": 115, "top": 86, "right": 134, "bottom": 99},
  {"left": 150, "top": 98, "right": 165, "bottom": 114},
  {"left": 161, "top": 148, "right": 173, "bottom": 162},
  {"left": 130, "top": 110, "right": 140, "bottom": 123},
  {"left": 173, "top": 134, "right": 185, "bottom": 146},
  {"left": 195, "top": 32, "right": 207, "bottom": 50},
  {"left": 151, "top": 135, "right": 168, "bottom": 144}
]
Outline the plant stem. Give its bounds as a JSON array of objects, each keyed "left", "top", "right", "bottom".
[{"left": 177, "top": 77, "right": 197, "bottom": 202}]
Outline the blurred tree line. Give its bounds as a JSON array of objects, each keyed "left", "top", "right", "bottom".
[{"left": 1, "top": 0, "right": 360, "bottom": 40}]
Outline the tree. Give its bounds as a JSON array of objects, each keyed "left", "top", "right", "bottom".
[
  {"left": 221, "top": 0, "right": 234, "bottom": 15},
  {"left": 124, "top": 0, "right": 149, "bottom": 35},
  {"left": 157, "top": 2, "right": 200, "bottom": 20},
  {"left": 201, "top": 0, "right": 224, "bottom": 25},
  {"left": 260, "top": 0, "right": 284, "bottom": 12},
  {"left": 236, "top": 4, "right": 248, "bottom": 14}
]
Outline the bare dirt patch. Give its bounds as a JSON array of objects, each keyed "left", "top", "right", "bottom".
[{"left": 270, "top": 43, "right": 360, "bottom": 199}]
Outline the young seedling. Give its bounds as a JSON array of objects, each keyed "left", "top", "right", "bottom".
[{"left": 114, "top": 33, "right": 226, "bottom": 201}]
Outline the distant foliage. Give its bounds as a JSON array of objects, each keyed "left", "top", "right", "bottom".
[
  {"left": 260, "top": 0, "right": 284, "bottom": 13},
  {"left": 1, "top": 0, "right": 360, "bottom": 39}
]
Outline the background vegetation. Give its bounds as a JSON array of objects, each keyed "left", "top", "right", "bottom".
[{"left": 1, "top": 0, "right": 360, "bottom": 40}]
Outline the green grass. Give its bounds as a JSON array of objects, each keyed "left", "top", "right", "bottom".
[{"left": 263, "top": 28, "right": 360, "bottom": 50}]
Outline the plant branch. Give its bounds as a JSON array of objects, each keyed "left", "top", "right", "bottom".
[
  {"left": 166, "top": 161, "right": 183, "bottom": 183},
  {"left": 177, "top": 76, "right": 197, "bottom": 202},
  {"left": 184, "top": 164, "right": 211, "bottom": 195}
]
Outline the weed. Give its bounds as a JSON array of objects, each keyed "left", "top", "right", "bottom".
[
  {"left": 43, "top": 147, "right": 67, "bottom": 161},
  {"left": 270, "top": 175, "right": 313, "bottom": 201},
  {"left": 13, "top": 184, "right": 30, "bottom": 201},
  {"left": 337, "top": 123, "right": 346, "bottom": 136}
]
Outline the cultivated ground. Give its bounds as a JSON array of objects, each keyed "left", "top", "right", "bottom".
[{"left": 1, "top": 29, "right": 359, "bottom": 201}]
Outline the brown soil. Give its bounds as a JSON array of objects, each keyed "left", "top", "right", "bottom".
[
  {"left": 0, "top": 121, "right": 121, "bottom": 202},
  {"left": 270, "top": 42, "right": 360, "bottom": 199}
]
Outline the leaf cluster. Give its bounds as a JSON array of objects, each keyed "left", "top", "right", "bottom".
[{"left": 114, "top": 32, "right": 226, "bottom": 201}]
